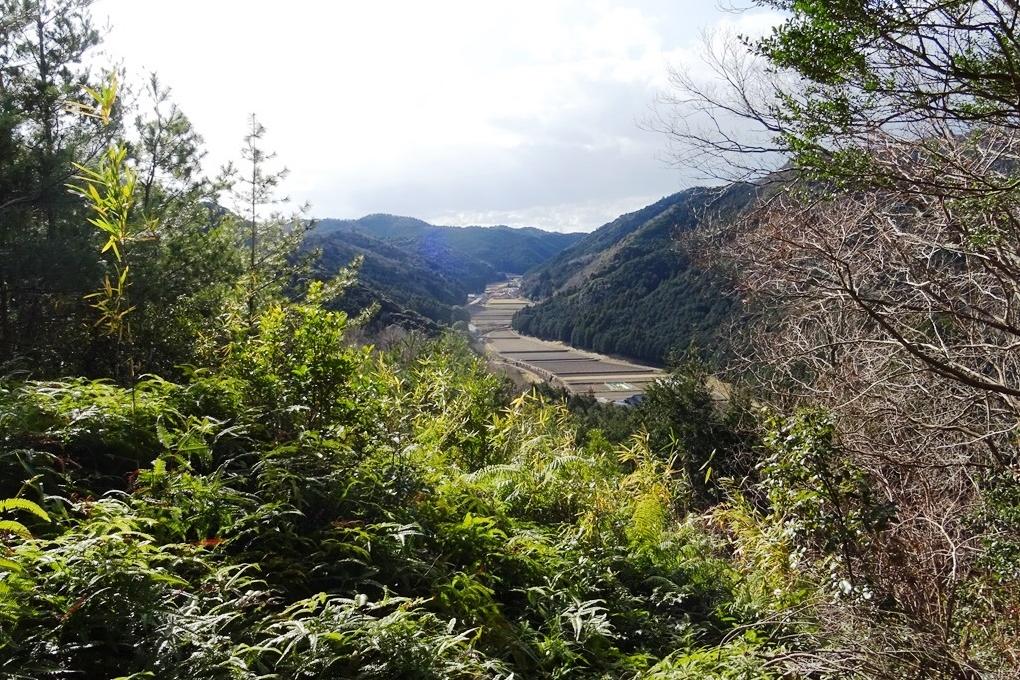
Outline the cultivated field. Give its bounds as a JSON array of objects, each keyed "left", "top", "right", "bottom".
[{"left": 470, "top": 279, "right": 664, "bottom": 403}]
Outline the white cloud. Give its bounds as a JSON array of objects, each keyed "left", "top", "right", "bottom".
[
  {"left": 92, "top": 0, "right": 783, "bottom": 231},
  {"left": 428, "top": 193, "right": 672, "bottom": 233}
]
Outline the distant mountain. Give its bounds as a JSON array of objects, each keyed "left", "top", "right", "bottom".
[
  {"left": 307, "top": 215, "right": 583, "bottom": 329},
  {"left": 513, "top": 184, "right": 758, "bottom": 365},
  {"left": 314, "top": 215, "right": 584, "bottom": 276},
  {"left": 306, "top": 229, "right": 471, "bottom": 328}
]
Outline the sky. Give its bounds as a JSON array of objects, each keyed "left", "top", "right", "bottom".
[{"left": 91, "top": 1, "right": 780, "bottom": 232}]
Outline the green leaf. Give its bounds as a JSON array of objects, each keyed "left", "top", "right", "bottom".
[
  {"left": 0, "top": 520, "right": 32, "bottom": 539},
  {"left": 0, "top": 556, "right": 22, "bottom": 572},
  {"left": 0, "top": 498, "right": 50, "bottom": 522}
]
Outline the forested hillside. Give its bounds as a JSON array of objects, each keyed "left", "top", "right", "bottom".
[
  {"left": 2, "top": 1, "right": 1020, "bottom": 678},
  {"left": 315, "top": 214, "right": 583, "bottom": 275},
  {"left": 514, "top": 184, "right": 756, "bottom": 364},
  {"left": 306, "top": 228, "right": 473, "bottom": 327},
  {"left": 308, "top": 216, "right": 582, "bottom": 327}
]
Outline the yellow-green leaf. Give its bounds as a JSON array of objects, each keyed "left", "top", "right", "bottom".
[
  {"left": 0, "top": 498, "right": 50, "bottom": 522},
  {"left": 0, "top": 520, "right": 32, "bottom": 539}
]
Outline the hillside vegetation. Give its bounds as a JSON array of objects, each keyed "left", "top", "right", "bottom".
[
  {"left": 0, "top": 296, "right": 786, "bottom": 678},
  {"left": 305, "top": 228, "right": 471, "bottom": 328},
  {"left": 1, "top": 1, "right": 1019, "bottom": 678},
  {"left": 310, "top": 216, "right": 582, "bottom": 326},
  {"left": 515, "top": 185, "right": 756, "bottom": 364}
]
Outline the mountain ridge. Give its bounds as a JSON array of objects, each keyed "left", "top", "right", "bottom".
[
  {"left": 314, "top": 214, "right": 584, "bottom": 275},
  {"left": 514, "top": 183, "right": 758, "bottom": 364},
  {"left": 307, "top": 214, "right": 583, "bottom": 329}
]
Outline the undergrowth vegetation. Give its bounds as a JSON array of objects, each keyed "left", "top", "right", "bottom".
[
  {"left": 4, "top": 1, "right": 1020, "bottom": 675},
  {"left": 0, "top": 294, "right": 795, "bottom": 679},
  {"left": 2, "top": 292, "right": 1014, "bottom": 676}
]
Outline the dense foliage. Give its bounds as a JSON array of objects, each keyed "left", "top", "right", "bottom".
[
  {"left": 514, "top": 186, "right": 754, "bottom": 364},
  {"left": 0, "top": 298, "right": 791, "bottom": 678},
  {"left": 658, "top": 0, "right": 1020, "bottom": 674},
  {"left": 0, "top": 3, "right": 248, "bottom": 378},
  {"left": 2, "top": 0, "right": 1020, "bottom": 677}
]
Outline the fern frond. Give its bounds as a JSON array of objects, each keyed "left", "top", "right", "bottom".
[
  {"left": 0, "top": 498, "right": 49, "bottom": 522},
  {"left": 0, "top": 520, "right": 32, "bottom": 539}
]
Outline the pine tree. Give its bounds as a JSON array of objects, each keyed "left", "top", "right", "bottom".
[
  {"left": 229, "top": 114, "right": 310, "bottom": 327},
  {"left": 0, "top": 0, "right": 108, "bottom": 370}
]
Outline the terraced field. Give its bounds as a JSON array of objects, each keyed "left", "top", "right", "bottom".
[{"left": 470, "top": 279, "right": 664, "bottom": 403}]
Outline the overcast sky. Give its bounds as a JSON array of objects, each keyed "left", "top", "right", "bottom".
[{"left": 92, "top": 1, "right": 779, "bottom": 232}]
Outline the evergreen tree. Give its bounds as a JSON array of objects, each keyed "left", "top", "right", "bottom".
[
  {"left": 229, "top": 114, "right": 310, "bottom": 327},
  {"left": 124, "top": 76, "right": 245, "bottom": 375},
  {"left": 0, "top": 0, "right": 107, "bottom": 371}
]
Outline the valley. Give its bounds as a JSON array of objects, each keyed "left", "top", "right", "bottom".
[
  {"left": 5, "top": 1, "right": 1017, "bottom": 676},
  {"left": 470, "top": 278, "right": 664, "bottom": 403}
]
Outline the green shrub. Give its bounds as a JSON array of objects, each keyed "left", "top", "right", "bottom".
[
  {"left": 760, "top": 409, "right": 894, "bottom": 598},
  {"left": 0, "top": 303, "right": 804, "bottom": 677}
]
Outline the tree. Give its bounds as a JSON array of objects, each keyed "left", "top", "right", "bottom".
[
  {"left": 637, "top": 360, "right": 756, "bottom": 508},
  {"left": 230, "top": 114, "right": 310, "bottom": 327},
  {"left": 122, "top": 76, "right": 245, "bottom": 375},
  {"left": 663, "top": 0, "right": 1020, "bottom": 669},
  {"left": 0, "top": 0, "right": 109, "bottom": 371}
]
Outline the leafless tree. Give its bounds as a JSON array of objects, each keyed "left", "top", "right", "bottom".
[{"left": 663, "top": 1, "right": 1020, "bottom": 671}]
